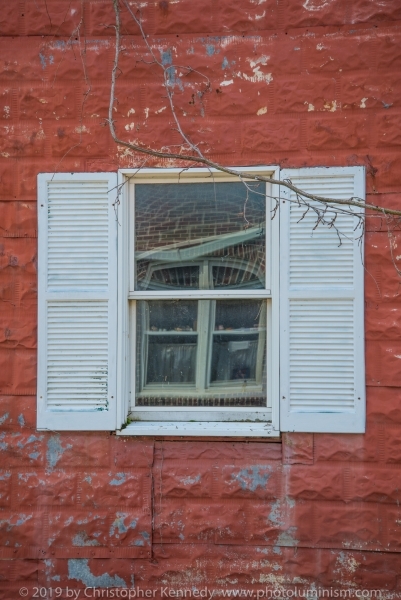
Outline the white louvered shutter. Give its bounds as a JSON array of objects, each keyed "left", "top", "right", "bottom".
[
  {"left": 37, "top": 173, "right": 118, "bottom": 430},
  {"left": 280, "top": 167, "right": 365, "bottom": 433}
]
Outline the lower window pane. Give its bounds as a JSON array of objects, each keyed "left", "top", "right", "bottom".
[{"left": 135, "top": 299, "right": 267, "bottom": 407}]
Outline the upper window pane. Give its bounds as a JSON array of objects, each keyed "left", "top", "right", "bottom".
[{"left": 135, "top": 182, "right": 266, "bottom": 290}]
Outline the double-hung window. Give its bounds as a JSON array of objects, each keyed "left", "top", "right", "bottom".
[
  {"left": 37, "top": 166, "right": 365, "bottom": 436},
  {"left": 128, "top": 170, "right": 279, "bottom": 433}
]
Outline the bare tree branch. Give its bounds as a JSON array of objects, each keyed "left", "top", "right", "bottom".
[{"left": 109, "top": 0, "right": 401, "bottom": 220}]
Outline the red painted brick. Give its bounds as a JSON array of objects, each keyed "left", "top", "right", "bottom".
[
  {"left": 219, "top": 463, "right": 277, "bottom": 499},
  {"left": 377, "top": 112, "right": 401, "bottom": 148},
  {"left": 0, "top": 159, "right": 17, "bottom": 199},
  {"left": 149, "top": 0, "right": 215, "bottom": 35},
  {"left": 365, "top": 304, "right": 401, "bottom": 340},
  {"left": 219, "top": 0, "right": 277, "bottom": 33},
  {"left": 160, "top": 464, "right": 212, "bottom": 498},
  {"left": 287, "top": 465, "right": 344, "bottom": 501},
  {"left": 111, "top": 438, "right": 154, "bottom": 468},
  {"left": 0, "top": 471, "right": 11, "bottom": 507},
  {"left": 349, "top": 466, "right": 401, "bottom": 503},
  {"left": 0, "top": 510, "right": 45, "bottom": 549},
  {"left": 342, "top": 74, "right": 400, "bottom": 111},
  {"left": 385, "top": 504, "right": 401, "bottom": 551},
  {"left": 0, "top": 310, "right": 36, "bottom": 349},
  {"left": 242, "top": 118, "right": 300, "bottom": 153},
  {"left": 0, "top": 432, "right": 45, "bottom": 467},
  {"left": 47, "top": 510, "right": 151, "bottom": 551},
  {"left": 282, "top": 0, "right": 346, "bottom": 28},
  {"left": 15, "top": 471, "right": 77, "bottom": 506},
  {"left": 38, "top": 557, "right": 138, "bottom": 588},
  {"left": 314, "top": 429, "right": 379, "bottom": 462},
  {"left": 0, "top": 124, "right": 45, "bottom": 158},
  {"left": 0, "top": 559, "right": 38, "bottom": 582},
  {"left": 205, "top": 83, "right": 268, "bottom": 117},
  {"left": 377, "top": 32, "right": 401, "bottom": 70},
  {"left": 49, "top": 121, "right": 110, "bottom": 158},
  {"left": 19, "top": 86, "right": 77, "bottom": 121},
  {"left": 0, "top": 201, "right": 36, "bottom": 236},
  {"left": 88, "top": 1, "right": 140, "bottom": 36},
  {"left": 352, "top": 0, "right": 401, "bottom": 24},
  {"left": 367, "top": 341, "right": 401, "bottom": 387},
  {"left": 45, "top": 434, "right": 110, "bottom": 469},
  {"left": 283, "top": 433, "right": 313, "bottom": 464},
  {"left": 304, "top": 36, "right": 373, "bottom": 73},
  {"left": 313, "top": 502, "right": 382, "bottom": 549},
  {"left": 307, "top": 116, "right": 369, "bottom": 151},
  {"left": 155, "top": 501, "right": 220, "bottom": 543},
  {"left": 24, "top": 1, "right": 83, "bottom": 36},
  {"left": 384, "top": 425, "right": 401, "bottom": 463},
  {"left": 80, "top": 470, "right": 147, "bottom": 507},
  {"left": 367, "top": 387, "right": 401, "bottom": 424},
  {"left": 155, "top": 441, "right": 282, "bottom": 461},
  {"left": 364, "top": 153, "right": 401, "bottom": 193},
  {"left": 275, "top": 77, "right": 337, "bottom": 113},
  {"left": 0, "top": 5, "right": 20, "bottom": 37},
  {"left": 365, "top": 232, "right": 401, "bottom": 303},
  {"left": 248, "top": 501, "right": 284, "bottom": 544}
]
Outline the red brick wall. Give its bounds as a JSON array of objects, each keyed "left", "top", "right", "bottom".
[{"left": 1, "top": 0, "right": 401, "bottom": 596}]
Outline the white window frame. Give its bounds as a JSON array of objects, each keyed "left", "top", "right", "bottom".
[{"left": 117, "top": 167, "right": 281, "bottom": 437}]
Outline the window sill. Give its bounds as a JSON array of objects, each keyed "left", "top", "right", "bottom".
[{"left": 117, "top": 421, "right": 278, "bottom": 437}]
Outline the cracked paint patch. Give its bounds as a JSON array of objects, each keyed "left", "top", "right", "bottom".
[{"left": 68, "top": 559, "right": 126, "bottom": 588}]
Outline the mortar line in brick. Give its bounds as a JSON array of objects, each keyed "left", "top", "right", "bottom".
[
  {"left": 343, "top": 465, "right": 352, "bottom": 503},
  {"left": 379, "top": 502, "right": 388, "bottom": 549},
  {"left": 18, "top": 1, "right": 27, "bottom": 37},
  {"left": 378, "top": 424, "right": 386, "bottom": 463},
  {"left": 276, "top": 0, "right": 285, "bottom": 30}
]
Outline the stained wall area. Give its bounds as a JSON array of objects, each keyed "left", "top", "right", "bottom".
[{"left": 1, "top": 0, "right": 401, "bottom": 595}]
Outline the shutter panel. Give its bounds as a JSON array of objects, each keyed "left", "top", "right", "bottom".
[
  {"left": 280, "top": 167, "right": 365, "bottom": 433},
  {"left": 37, "top": 173, "right": 118, "bottom": 430}
]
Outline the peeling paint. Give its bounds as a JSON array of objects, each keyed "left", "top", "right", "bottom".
[
  {"left": 109, "top": 473, "right": 126, "bottom": 486},
  {"left": 46, "top": 435, "right": 72, "bottom": 469},
  {"left": 72, "top": 532, "right": 101, "bottom": 547},
  {"left": 360, "top": 97, "right": 368, "bottom": 108},
  {"left": 220, "top": 79, "right": 233, "bottom": 87},
  {"left": 68, "top": 559, "right": 127, "bottom": 588},
  {"left": 257, "top": 106, "right": 267, "bottom": 115},
  {"left": 276, "top": 527, "right": 299, "bottom": 547},
  {"left": 180, "top": 474, "right": 201, "bottom": 485},
  {"left": 109, "top": 513, "right": 138, "bottom": 537},
  {"left": 0, "top": 412, "right": 9, "bottom": 425},
  {"left": 232, "top": 465, "right": 271, "bottom": 492}
]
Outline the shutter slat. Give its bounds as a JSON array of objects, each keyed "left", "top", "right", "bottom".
[
  {"left": 37, "top": 173, "right": 118, "bottom": 430},
  {"left": 280, "top": 167, "right": 365, "bottom": 433}
]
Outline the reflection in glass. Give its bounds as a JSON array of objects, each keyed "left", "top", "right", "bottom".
[
  {"left": 135, "top": 182, "right": 266, "bottom": 290},
  {"left": 136, "top": 299, "right": 267, "bottom": 407}
]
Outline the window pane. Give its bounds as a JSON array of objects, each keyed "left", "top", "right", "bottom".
[
  {"left": 135, "top": 182, "right": 266, "bottom": 290},
  {"left": 136, "top": 300, "right": 198, "bottom": 389},
  {"left": 135, "top": 299, "right": 267, "bottom": 408},
  {"left": 211, "top": 300, "right": 265, "bottom": 384}
]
